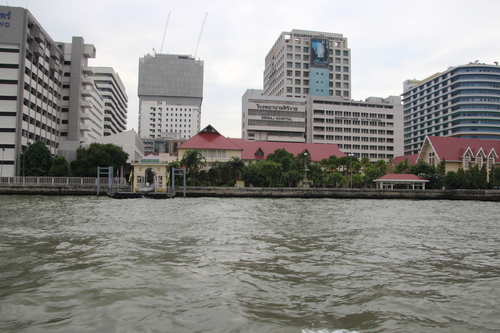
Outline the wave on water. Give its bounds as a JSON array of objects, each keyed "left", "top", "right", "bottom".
[{"left": 302, "top": 329, "right": 359, "bottom": 333}]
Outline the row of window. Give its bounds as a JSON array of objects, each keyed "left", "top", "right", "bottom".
[{"left": 314, "top": 110, "right": 393, "bottom": 118}]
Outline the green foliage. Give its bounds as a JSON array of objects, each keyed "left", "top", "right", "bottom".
[
  {"left": 180, "top": 150, "right": 206, "bottom": 186},
  {"left": 393, "top": 158, "right": 411, "bottom": 174},
  {"left": 70, "top": 143, "right": 129, "bottom": 177},
  {"left": 19, "top": 141, "right": 53, "bottom": 176},
  {"left": 489, "top": 165, "right": 500, "bottom": 188},
  {"left": 327, "top": 172, "right": 345, "bottom": 188},
  {"left": 48, "top": 156, "right": 69, "bottom": 177}
]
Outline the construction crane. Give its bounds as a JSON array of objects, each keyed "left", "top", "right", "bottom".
[
  {"left": 193, "top": 13, "right": 207, "bottom": 59},
  {"left": 159, "top": 12, "right": 171, "bottom": 54}
]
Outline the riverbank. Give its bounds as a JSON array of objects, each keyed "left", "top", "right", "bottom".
[{"left": 1, "top": 184, "right": 499, "bottom": 201}]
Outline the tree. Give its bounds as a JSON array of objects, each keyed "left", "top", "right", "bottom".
[
  {"left": 48, "top": 156, "right": 69, "bottom": 177},
  {"left": 226, "top": 157, "right": 246, "bottom": 180},
  {"left": 180, "top": 150, "right": 206, "bottom": 186},
  {"left": 327, "top": 172, "right": 345, "bottom": 188},
  {"left": 19, "top": 141, "right": 53, "bottom": 176},
  {"left": 71, "top": 143, "right": 129, "bottom": 177}
]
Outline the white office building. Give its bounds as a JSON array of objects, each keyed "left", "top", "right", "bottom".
[
  {"left": 242, "top": 89, "right": 403, "bottom": 161},
  {"left": 92, "top": 67, "right": 128, "bottom": 136},
  {"left": 0, "top": 6, "right": 64, "bottom": 177},
  {"left": 0, "top": 6, "right": 129, "bottom": 176}
]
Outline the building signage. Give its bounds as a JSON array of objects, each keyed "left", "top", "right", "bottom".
[
  {"left": 294, "top": 33, "right": 343, "bottom": 42},
  {"left": 311, "top": 39, "right": 329, "bottom": 67},
  {"left": 256, "top": 104, "right": 299, "bottom": 112},
  {"left": 0, "top": 11, "right": 11, "bottom": 27},
  {"left": 261, "top": 116, "right": 293, "bottom": 121},
  {"left": 335, "top": 116, "right": 382, "bottom": 122}
]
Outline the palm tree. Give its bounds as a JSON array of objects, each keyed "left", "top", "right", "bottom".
[
  {"left": 227, "top": 157, "right": 246, "bottom": 180},
  {"left": 180, "top": 150, "right": 206, "bottom": 186}
]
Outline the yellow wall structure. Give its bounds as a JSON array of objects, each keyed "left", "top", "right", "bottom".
[{"left": 130, "top": 162, "right": 170, "bottom": 193}]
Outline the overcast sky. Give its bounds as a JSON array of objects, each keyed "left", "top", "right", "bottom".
[{"left": 7, "top": 0, "right": 500, "bottom": 138}]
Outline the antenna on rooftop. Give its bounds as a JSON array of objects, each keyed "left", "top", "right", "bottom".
[
  {"left": 159, "top": 12, "right": 171, "bottom": 54},
  {"left": 193, "top": 13, "right": 208, "bottom": 59}
]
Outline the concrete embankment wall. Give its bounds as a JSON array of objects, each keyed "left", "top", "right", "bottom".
[
  {"left": 0, "top": 185, "right": 108, "bottom": 196},
  {"left": 176, "top": 187, "right": 500, "bottom": 201},
  {"left": 1, "top": 185, "right": 500, "bottom": 201}
]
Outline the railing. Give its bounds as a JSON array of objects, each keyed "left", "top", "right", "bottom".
[{"left": 0, "top": 176, "right": 128, "bottom": 186}]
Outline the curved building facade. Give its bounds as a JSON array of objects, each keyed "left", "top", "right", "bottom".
[{"left": 402, "top": 62, "right": 500, "bottom": 155}]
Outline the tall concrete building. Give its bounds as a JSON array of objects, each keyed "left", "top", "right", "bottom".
[
  {"left": 242, "top": 29, "right": 403, "bottom": 161},
  {"left": 59, "top": 37, "right": 103, "bottom": 143},
  {"left": 402, "top": 62, "right": 500, "bottom": 155},
  {"left": 138, "top": 53, "right": 203, "bottom": 144},
  {"left": 0, "top": 6, "right": 64, "bottom": 177},
  {"left": 0, "top": 6, "right": 129, "bottom": 176},
  {"left": 263, "top": 29, "right": 351, "bottom": 99},
  {"left": 92, "top": 67, "right": 128, "bottom": 136}
]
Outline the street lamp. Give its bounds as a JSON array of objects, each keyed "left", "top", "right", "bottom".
[
  {"left": 303, "top": 152, "right": 308, "bottom": 188},
  {"left": 1, "top": 148, "right": 4, "bottom": 179},
  {"left": 348, "top": 153, "right": 354, "bottom": 188}
]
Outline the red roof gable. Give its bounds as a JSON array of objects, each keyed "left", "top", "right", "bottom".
[
  {"left": 375, "top": 173, "right": 428, "bottom": 181},
  {"left": 179, "top": 131, "right": 243, "bottom": 151},
  {"left": 426, "top": 136, "right": 500, "bottom": 162}
]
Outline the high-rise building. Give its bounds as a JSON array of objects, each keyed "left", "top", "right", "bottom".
[
  {"left": 263, "top": 29, "right": 351, "bottom": 99},
  {"left": 402, "top": 62, "right": 500, "bottom": 155},
  {"left": 0, "top": 6, "right": 128, "bottom": 176},
  {"left": 0, "top": 6, "right": 64, "bottom": 177},
  {"left": 242, "top": 29, "right": 403, "bottom": 161},
  {"left": 138, "top": 53, "right": 203, "bottom": 143},
  {"left": 92, "top": 67, "right": 128, "bottom": 136},
  {"left": 59, "top": 37, "right": 104, "bottom": 143}
]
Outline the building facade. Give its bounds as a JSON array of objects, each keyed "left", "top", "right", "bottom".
[
  {"left": 242, "top": 89, "right": 404, "bottom": 161},
  {"left": 242, "top": 89, "right": 307, "bottom": 142},
  {"left": 263, "top": 29, "right": 351, "bottom": 99},
  {"left": 0, "top": 6, "right": 64, "bottom": 177},
  {"left": 59, "top": 37, "right": 103, "bottom": 143},
  {"left": 0, "top": 6, "right": 129, "bottom": 177},
  {"left": 138, "top": 53, "right": 203, "bottom": 142},
  {"left": 402, "top": 62, "right": 500, "bottom": 155},
  {"left": 92, "top": 67, "right": 128, "bottom": 137},
  {"left": 307, "top": 95, "right": 403, "bottom": 160}
]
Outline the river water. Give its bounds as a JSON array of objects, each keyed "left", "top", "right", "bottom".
[{"left": 0, "top": 195, "right": 499, "bottom": 333}]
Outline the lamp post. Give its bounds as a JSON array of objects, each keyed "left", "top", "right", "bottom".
[
  {"left": 1, "top": 148, "right": 5, "bottom": 179},
  {"left": 304, "top": 152, "right": 308, "bottom": 188},
  {"left": 348, "top": 153, "right": 354, "bottom": 188}
]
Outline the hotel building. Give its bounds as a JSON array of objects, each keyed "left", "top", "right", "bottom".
[
  {"left": 138, "top": 53, "right": 203, "bottom": 150},
  {"left": 402, "top": 62, "right": 500, "bottom": 155}
]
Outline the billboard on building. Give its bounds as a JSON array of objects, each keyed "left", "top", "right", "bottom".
[{"left": 311, "top": 39, "right": 329, "bottom": 67}]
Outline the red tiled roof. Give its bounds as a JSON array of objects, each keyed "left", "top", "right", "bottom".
[
  {"left": 179, "top": 131, "right": 243, "bottom": 151},
  {"left": 230, "top": 139, "right": 346, "bottom": 162},
  {"left": 427, "top": 136, "right": 500, "bottom": 162},
  {"left": 375, "top": 173, "right": 428, "bottom": 181},
  {"left": 177, "top": 125, "right": 345, "bottom": 162},
  {"left": 392, "top": 154, "right": 419, "bottom": 166}
]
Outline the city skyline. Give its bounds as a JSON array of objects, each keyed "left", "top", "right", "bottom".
[{"left": 5, "top": 0, "right": 500, "bottom": 138}]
